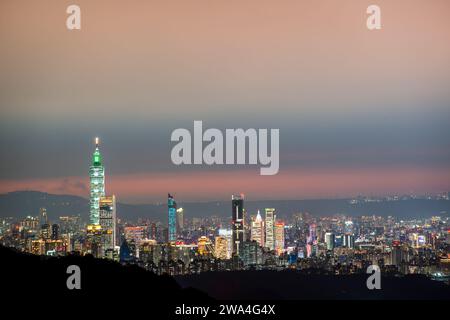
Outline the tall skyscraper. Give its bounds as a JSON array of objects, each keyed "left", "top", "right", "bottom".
[
  {"left": 89, "top": 137, "right": 105, "bottom": 225},
  {"left": 39, "top": 208, "right": 48, "bottom": 226},
  {"left": 274, "top": 221, "right": 285, "bottom": 255},
  {"left": 307, "top": 223, "right": 317, "bottom": 257},
  {"left": 265, "top": 208, "right": 275, "bottom": 250},
  {"left": 99, "top": 195, "right": 117, "bottom": 250},
  {"left": 176, "top": 207, "right": 184, "bottom": 235},
  {"left": 325, "top": 232, "right": 335, "bottom": 251},
  {"left": 232, "top": 194, "right": 245, "bottom": 256},
  {"left": 251, "top": 210, "right": 264, "bottom": 247},
  {"left": 219, "top": 228, "right": 233, "bottom": 259},
  {"left": 168, "top": 194, "right": 177, "bottom": 242}
]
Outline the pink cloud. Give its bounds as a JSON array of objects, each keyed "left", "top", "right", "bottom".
[{"left": 1, "top": 166, "right": 449, "bottom": 203}]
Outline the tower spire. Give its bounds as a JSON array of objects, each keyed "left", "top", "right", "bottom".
[{"left": 92, "top": 137, "right": 102, "bottom": 166}]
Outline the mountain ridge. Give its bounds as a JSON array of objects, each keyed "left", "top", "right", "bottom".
[{"left": 1, "top": 190, "right": 449, "bottom": 222}]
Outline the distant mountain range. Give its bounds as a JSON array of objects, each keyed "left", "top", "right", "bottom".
[{"left": 0, "top": 191, "right": 449, "bottom": 222}]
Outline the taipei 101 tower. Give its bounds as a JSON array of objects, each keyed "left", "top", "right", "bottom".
[{"left": 89, "top": 137, "right": 105, "bottom": 225}]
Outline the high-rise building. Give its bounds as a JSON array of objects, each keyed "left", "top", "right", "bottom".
[
  {"left": 343, "top": 234, "right": 355, "bottom": 249},
  {"left": 265, "top": 208, "right": 275, "bottom": 250},
  {"left": 325, "top": 232, "right": 335, "bottom": 251},
  {"left": 197, "top": 236, "right": 213, "bottom": 256},
  {"left": 218, "top": 228, "right": 233, "bottom": 259},
  {"left": 51, "top": 224, "right": 59, "bottom": 240},
  {"left": 308, "top": 224, "right": 317, "bottom": 243},
  {"left": 241, "top": 241, "right": 263, "bottom": 266},
  {"left": 124, "top": 226, "right": 145, "bottom": 245},
  {"left": 99, "top": 195, "right": 116, "bottom": 250},
  {"left": 335, "top": 234, "right": 344, "bottom": 247},
  {"left": 391, "top": 245, "right": 404, "bottom": 267},
  {"left": 21, "top": 216, "right": 39, "bottom": 230},
  {"left": 150, "top": 223, "right": 157, "bottom": 240},
  {"left": 40, "top": 223, "right": 51, "bottom": 240},
  {"left": 251, "top": 210, "right": 264, "bottom": 247},
  {"left": 214, "top": 236, "right": 229, "bottom": 260},
  {"left": 59, "top": 216, "right": 80, "bottom": 235},
  {"left": 39, "top": 208, "right": 48, "bottom": 226},
  {"left": 89, "top": 137, "right": 105, "bottom": 225},
  {"left": 176, "top": 207, "right": 184, "bottom": 235},
  {"left": 232, "top": 194, "right": 245, "bottom": 256},
  {"left": 306, "top": 224, "right": 317, "bottom": 257},
  {"left": 86, "top": 224, "right": 103, "bottom": 258},
  {"left": 274, "top": 221, "right": 285, "bottom": 255},
  {"left": 168, "top": 194, "right": 177, "bottom": 242}
]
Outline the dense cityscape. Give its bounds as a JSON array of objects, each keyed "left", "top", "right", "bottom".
[{"left": 0, "top": 139, "right": 449, "bottom": 283}]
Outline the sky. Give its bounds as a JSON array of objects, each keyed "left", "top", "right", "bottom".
[{"left": 0, "top": 0, "right": 449, "bottom": 203}]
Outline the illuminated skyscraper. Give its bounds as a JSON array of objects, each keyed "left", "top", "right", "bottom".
[
  {"left": 274, "top": 221, "right": 285, "bottom": 255},
  {"left": 219, "top": 228, "right": 233, "bottom": 259},
  {"left": 214, "top": 236, "right": 229, "bottom": 260},
  {"left": 197, "top": 236, "right": 213, "bottom": 256},
  {"left": 251, "top": 210, "right": 264, "bottom": 247},
  {"left": 325, "top": 232, "right": 335, "bottom": 251},
  {"left": 89, "top": 137, "right": 105, "bottom": 225},
  {"left": 168, "top": 194, "right": 177, "bottom": 242},
  {"left": 176, "top": 207, "right": 184, "bottom": 235},
  {"left": 306, "top": 223, "right": 317, "bottom": 257},
  {"left": 86, "top": 224, "right": 103, "bottom": 258},
  {"left": 232, "top": 194, "right": 245, "bottom": 256},
  {"left": 99, "top": 195, "right": 116, "bottom": 250},
  {"left": 265, "top": 208, "right": 275, "bottom": 250},
  {"left": 39, "top": 208, "right": 48, "bottom": 226}
]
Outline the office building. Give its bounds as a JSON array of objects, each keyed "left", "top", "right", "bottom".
[
  {"left": 265, "top": 208, "right": 275, "bottom": 250},
  {"left": 343, "top": 234, "right": 355, "bottom": 249},
  {"left": 124, "top": 226, "right": 145, "bottom": 245},
  {"left": 214, "top": 236, "right": 229, "bottom": 260},
  {"left": 251, "top": 210, "right": 264, "bottom": 247},
  {"left": 176, "top": 207, "right": 184, "bottom": 235},
  {"left": 99, "top": 195, "right": 117, "bottom": 250},
  {"left": 168, "top": 194, "right": 177, "bottom": 242},
  {"left": 325, "top": 232, "right": 335, "bottom": 251},
  {"left": 232, "top": 194, "right": 245, "bottom": 256},
  {"left": 274, "top": 221, "right": 285, "bottom": 255}
]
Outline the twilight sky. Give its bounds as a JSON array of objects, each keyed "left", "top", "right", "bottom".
[{"left": 0, "top": 0, "right": 449, "bottom": 203}]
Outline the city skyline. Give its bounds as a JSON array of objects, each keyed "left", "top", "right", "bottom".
[
  {"left": 0, "top": 128, "right": 448, "bottom": 300},
  {"left": 1, "top": 0, "right": 450, "bottom": 310}
]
